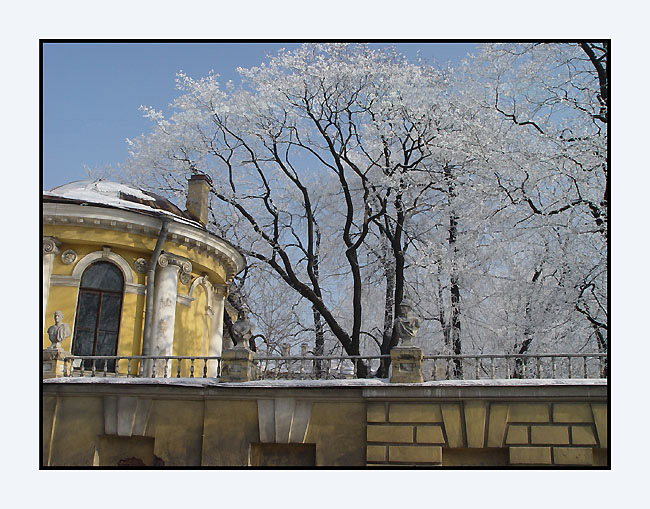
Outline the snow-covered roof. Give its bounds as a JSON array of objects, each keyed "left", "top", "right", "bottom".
[{"left": 43, "top": 179, "right": 203, "bottom": 228}]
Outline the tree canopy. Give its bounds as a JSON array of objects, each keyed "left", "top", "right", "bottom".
[{"left": 120, "top": 42, "right": 608, "bottom": 376}]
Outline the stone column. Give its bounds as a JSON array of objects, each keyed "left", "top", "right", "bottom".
[
  {"left": 149, "top": 253, "right": 191, "bottom": 376},
  {"left": 206, "top": 285, "right": 226, "bottom": 377},
  {"left": 42, "top": 237, "right": 61, "bottom": 326}
]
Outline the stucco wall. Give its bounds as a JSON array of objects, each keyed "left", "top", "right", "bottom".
[{"left": 42, "top": 379, "right": 608, "bottom": 467}]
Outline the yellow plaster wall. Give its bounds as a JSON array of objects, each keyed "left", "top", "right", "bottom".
[
  {"left": 145, "top": 399, "right": 205, "bottom": 466},
  {"left": 43, "top": 224, "right": 228, "bottom": 364},
  {"left": 48, "top": 396, "right": 104, "bottom": 466},
  {"left": 42, "top": 387, "right": 608, "bottom": 467},
  {"left": 201, "top": 400, "right": 260, "bottom": 466},
  {"left": 305, "top": 401, "right": 366, "bottom": 466}
]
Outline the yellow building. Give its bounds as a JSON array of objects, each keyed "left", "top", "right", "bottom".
[{"left": 42, "top": 176, "right": 245, "bottom": 377}]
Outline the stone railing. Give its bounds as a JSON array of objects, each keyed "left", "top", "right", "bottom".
[{"left": 45, "top": 349, "right": 607, "bottom": 382}]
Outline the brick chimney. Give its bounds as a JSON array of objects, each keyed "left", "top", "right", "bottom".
[{"left": 186, "top": 174, "right": 212, "bottom": 226}]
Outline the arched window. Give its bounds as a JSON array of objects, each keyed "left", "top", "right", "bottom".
[{"left": 73, "top": 261, "right": 124, "bottom": 369}]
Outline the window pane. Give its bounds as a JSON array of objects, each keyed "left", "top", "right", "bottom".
[
  {"left": 81, "top": 262, "right": 124, "bottom": 292},
  {"left": 95, "top": 331, "right": 118, "bottom": 356},
  {"left": 99, "top": 294, "right": 122, "bottom": 332},
  {"left": 75, "top": 292, "right": 99, "bottom": 330},
  {"left": 72, "top": 330, "right": 94, "bottom": 357}
]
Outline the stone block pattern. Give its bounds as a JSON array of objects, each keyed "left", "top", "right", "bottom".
[{"left": 366, "top": 400, "right": 607, "bottom": 466}]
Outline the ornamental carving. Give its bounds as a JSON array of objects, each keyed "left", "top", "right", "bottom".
[
  {"left": 157, "top": 252, "right": 192, "bottom": 275},
  {"left": 61, "top": 249, "right": 77, "bottom": 265},
  {"left": 179, "top": 272, "right": 191, "bottom": 285},
  {"left": 134, "top": 258, "right": 148, "bottom": 274},
  {"left": 42, "top": 237, "right": 61, "bottom": 255}
]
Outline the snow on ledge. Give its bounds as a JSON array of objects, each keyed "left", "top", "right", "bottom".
[{"left": 43, "top": 377, "right": 607, "bottom": 388}]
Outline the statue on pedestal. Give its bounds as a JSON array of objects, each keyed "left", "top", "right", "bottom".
[
  {"left": 231, "top": 306, "right": 254, "bottom": 350},
  {"left": 47, "top": 311, "right": 71, "bottom": 350},
  {"left": 393, "top": 299, "right": 421, "bottom": 347}
]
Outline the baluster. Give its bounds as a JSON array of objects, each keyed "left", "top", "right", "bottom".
[
  {"left": 568, "top": 357, "right": 573, "bottom": 379},
  {"left": 114, "top": 358, "right": 120, "bottom": 376},
  {"left": 151, "top": 360, "right": 156, "bottom": 378},
  {"left": 103, "top": 359, "right": 108, "bottom": 377},
  {"left": 274, "top": 359, "right": 279, "bottom": 380},
  {"left": 91, "top": 359, "right": 96, "bottom": 377},
  {"left": 536, "top": 357, "right": 541, "bottom": 379},
  {"left": 300, "top": 357, "right": 306, "bottom": 379},
  {"left": 522, "top": 358, "right": 527, "bottom": 378},
  {"left": 433, "top": 359, "right": 438, "bottom": 381},
  {"left": 204, "top": 359, "right": 208, "bottom": 378},
  {"left": 79, "top": 360, "right": 84, "bottom": 377},
  {"left": 327, "top": 359, "right": 332, "bottom": 379},
  {"left": 583, "top": 356, "right": 588, "bottom": 379},
  {"left": 163, "top": 359, "right": 169, "bottom": 378},
  {"left": 552, "top": 357, "right": 556, "bottom": 378},
  {"left": 127, "top": 358, "right": 132, "bottom": 377},
  {"left": 217, "top": 358, "right": 222, "bottom": 377},
  {"left": 506, "top": 358, "right": 510, "bottom": 379},
  {"left": 190, "top": 358, "right": 195, "bottom": 378},
  {"left": 177, "top": 358, "right": 182, "bottom": 378},
  {"left": 490, "top": 357, "right": 495, "bottom": 379},
  {"left": 475, "top": 358, "right": 480, "bottom": 380}
]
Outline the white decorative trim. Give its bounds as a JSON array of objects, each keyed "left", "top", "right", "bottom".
[
  {"left": 50, "top": 274, "right": 80, "bottom": 287},
  {"left": 125, "top": 282, "right": 146, "bottom": 295},
  {"left": 257, "top": 398, "right": 313, "bottom": 444},
  {"left": 177, "top": 294, "right": 194, "bottom": 307},
  {"left": 61, "top": 249, "right": 77, "bottom": 265},
  {"left": 157, "top": 252, "right": 192, "bottom": 275},
  {"left": 72, "top": 249, "right": 134, "bottom": 284},
  {"left": 43, "top": 203, "right": 245, "bottom": 281},
  {"left": 43, "top": 236, "right": 61, "bottom": 255}
]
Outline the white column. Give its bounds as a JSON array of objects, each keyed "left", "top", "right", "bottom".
[
  {"left": 206, "top": 286, "right": 226, "bottom": 376},
  {"left": 150, "top": 253, "right": 191, "bottom": 375},
  {"left": 42, "top": 237, "right": 61, "bottom": 326}
]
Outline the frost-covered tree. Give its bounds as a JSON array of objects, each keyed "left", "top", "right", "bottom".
[{"left": 118, "top": 42, "right": 608, "bottom": 378}]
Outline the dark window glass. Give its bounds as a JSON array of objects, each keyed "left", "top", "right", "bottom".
[
  {"left": 75, "top": 293, "right": 100, "bottom": 330},
  {"left": 80, "top": 262, "right": 123, "bottom": 291},
  {"left": 73, "top": 261, "right": 124, "bottom": 370}
]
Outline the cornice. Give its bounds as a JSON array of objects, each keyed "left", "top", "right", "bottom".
[{"left": 43, "top": 202, "right": 244, "bottom": 283}]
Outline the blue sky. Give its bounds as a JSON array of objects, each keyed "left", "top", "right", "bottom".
[{"left": 43, "top": 42, "right": 478, "bottom": 190}]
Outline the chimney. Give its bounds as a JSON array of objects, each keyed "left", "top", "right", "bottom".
[{"left": 186, "top": 174, "right": 212, "bottom": 226}]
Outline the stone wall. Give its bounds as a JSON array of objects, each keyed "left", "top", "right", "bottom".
[
  {"left": 42, "top": 379, "right": 607, "bottom": 467},
  {"left": 366, "top": 400, "right": 607, "bottom": 466}
]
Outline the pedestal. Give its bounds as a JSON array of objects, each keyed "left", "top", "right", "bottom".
[
  {"left": 390, "top": 346, "right": 424, "bottom": 383},
  {"left": 43, "top": 348, "right": 70, "bottom": 379},
  {"left": 220, "top": 347, "right": 256, "bottom": 382}
]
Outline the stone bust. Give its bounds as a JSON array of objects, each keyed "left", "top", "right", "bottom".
[
  {"left": 393, "top": 299, "right": 421, "bottom": 347},
  {"left": 231, "top": 306, "right": 254, "bottom": 349},
  {"left": 47, "top": 311, "right": 71, "bottom": 350}
]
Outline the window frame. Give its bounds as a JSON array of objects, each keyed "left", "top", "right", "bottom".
[{"left": 72, "top": 261, "right": 125, "bottom": 363}]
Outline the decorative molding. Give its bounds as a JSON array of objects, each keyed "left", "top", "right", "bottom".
[
  {"left": 157, "top": 252, "right": 192, "bottom": 275},
  {"left": 102, "top": 246, "right": 111, "bottom": 258},
  {"left": 125, "top": 282, "right": 146, "bottom": 295},
  {"left": 43, "top": 203, "right": 245, "bottom": 281},
  {"left": 177, "top": 294, "right": 194, "bottom": 307},
  {"left": 179, "top": 272, "right": 191, "bottom": 285},
  {"left": 133, "top": 258, "right": 148, "bottom": 274},
  {"left": 49, "top": 275, "right": 146, "bottom": 295},
  {"left": 257, "top": 398, "right": 313, "bottom": 444},
  {"left": 72, "top": 249, "right": 134, "bottom": 284},
  {"left": 60, "top": 249, "right": 77, "bottom": 265},
  {"left": 49, "top": 274, "right": 80, "bottom": 287},
  {"left": 104, "top": 396, "right": 152, "bottom": 437},
  {"left": 42, "top": 236, "right": 61, "bottom": 255}
]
